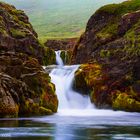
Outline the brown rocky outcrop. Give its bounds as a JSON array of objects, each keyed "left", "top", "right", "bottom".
[
  {"left": 73, "top": 0, "right": 140, "bottom": 112},
  {"left": 0, "top": 2, "right": 56, "bottom": 65},
  {"left": 45, "top": 38, "right": 77, "bottom": 51},
  {"left": 0, "top": 2, "right": 58, "bottom": 117},
  {"left": 45, "top": 38, "right": 77, "bottom": 64},
  {"left": 0, "top": 52, "right": 58, "bottom": 117}
]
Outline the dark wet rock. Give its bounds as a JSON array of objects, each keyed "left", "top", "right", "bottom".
[
  {"left": 0, "top": 2, "right": 58, "bottom": 117},
  {"left": 45, "top": 38, "right": 77, "bottom": 51},
  {"left": 73, "top": 0, "right": 140, "bottom": 112},
  {"left": 0, "top": 52, "right": 58, "bottom": 117},
  {"left": 0, "top": 2, "right": 56, "bottom": 65}
]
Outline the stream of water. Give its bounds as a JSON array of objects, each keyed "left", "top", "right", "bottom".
[{"left": 0, "top": 51, "right": 140, "bottom": 140}]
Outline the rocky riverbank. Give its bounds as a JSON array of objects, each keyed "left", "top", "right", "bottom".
[
  {"left": 72, "top": 0, "right": 140, "bottom": 112},
  {"left": 1, "top": 0, "right": 140, "bottom": 117},
  {"left": 0, "top": 2, "right": 58, "bottom": 117}
]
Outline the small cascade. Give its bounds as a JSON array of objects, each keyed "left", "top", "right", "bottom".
[
  {"left": 49, "top": 50, "right": 94, "bottom": 112},
  {"left": 45, "top": 50, "right": 137, "bottom": 116},
  {"left": 55, "top": 50, "right": 64, "bottom": 66}
]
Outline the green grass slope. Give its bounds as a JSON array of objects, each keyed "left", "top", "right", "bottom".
[{"left": 1, "top": 0, "right": 125, "bottom": 41}]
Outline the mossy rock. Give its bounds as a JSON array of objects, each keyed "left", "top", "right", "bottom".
[
  {"left": 112, "top": 91, "right": 140, "bottom": 112},
  {"left": 0, "top": 53, "right": 58, "bottom": 117},
  {"left": 60, "top": 50, "right": 71, "bottom": 64},
  {"left": 10, "top": 28, "right": 26, "bottom": 39},
  {"left": 43, "top": 47, "right": 56, "bottom": 66},
  {"left": 40, "top": 89, "right": 58, "bottom": 113},
  {"left": 39, "top": 107, "right": 53, "bottom": 115},
  {"left": 74, "top": 63, "right": 103, "bottom": 96},
  {"left": 96, "top": 0, "right": 140, "bottom": 16}
]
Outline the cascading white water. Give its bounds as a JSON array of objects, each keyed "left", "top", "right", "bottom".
[
  {"left": 50, "top": 51, "right": 94, "bottom": 111},
  {"left": 55, "top": 50, "right": 64, "bottom": 66},
  {"left": 49, "top": 50, "right": 131, "bottom": 116},
  {"left": 50, "top": 65, "right": 93, "bottom": 109}
]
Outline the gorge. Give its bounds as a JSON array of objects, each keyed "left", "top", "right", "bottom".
[
  {"left": 0, "top": 51, "right": 140, "bottom": 140},
  {"left": 0, "top": 0, "right": 140, "bottom": 139}
]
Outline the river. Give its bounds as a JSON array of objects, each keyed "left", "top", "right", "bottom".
[{"left": 0, "top": 51, "right": 140, "bottom": 140}]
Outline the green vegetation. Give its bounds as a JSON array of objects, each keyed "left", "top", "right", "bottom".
[
  {"left": 123, "top": 19, "right": 140, "bottom": 58},
  {"left": 43, "top": 47, "right": 56, "bottom": 65},
  {"left": 112, "top": 90, "right": 140, "bottom": 112},
  {"left": 97, "top": 22, "right": 119, "bottom": 38},
  {"left": 97, "top": 0, "right": 140, "bottom": 15},
  {"left": 100, "top": 49, "right": 111, "bottom": 58},
  {"left": 1, "top": 0, "right": 125, "bottom": 41},
  {"left": 60, "top": 50, "right": 71, "bottom": 64},
  {"left": 10, "top": 28, "right": 26, "bottom": 39},
  {"left": 96, "top": 0, "right": 140, "bottom": 40}
]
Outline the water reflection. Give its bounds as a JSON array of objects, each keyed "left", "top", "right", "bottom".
[{"left": 0, "top": 116, "right": 140, "bottom": 140}]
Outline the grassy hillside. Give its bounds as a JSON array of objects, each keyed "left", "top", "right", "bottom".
[{"left": 1, "top": 0, "right": 125, "bottom": 41}]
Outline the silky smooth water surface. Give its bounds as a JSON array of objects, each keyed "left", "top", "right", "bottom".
[{"left": 0, "top": 113, "right": 140, "bottom": 140}]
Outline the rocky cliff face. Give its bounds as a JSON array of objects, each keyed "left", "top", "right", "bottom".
[
  {"left": 0, "top": 2, "right": 58, "bottom": 117},
  {"left": 45, "top": 38, "right": 77, "bottom": 64},
  {"left": 73, "top": 0, "right": 140, "bottom": 112},
  {"left": 72, "top": 0, "right": 140, "bottom": 64},
  {"left": 45, "top": 38, "right": 77, "bottom": 51},
  {"left": 0, "top": 2, "right": 56, "bottom": 65}
]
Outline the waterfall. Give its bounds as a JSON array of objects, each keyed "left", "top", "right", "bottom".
[
  {"left": 49, "top": 50, "right": 94, "bottom": 113},
  {"left": 46, "top": 50, "right": 132, "bottom": 116},
  {"left": 55, "top": 50, "right": 64, "bottom": 66}
]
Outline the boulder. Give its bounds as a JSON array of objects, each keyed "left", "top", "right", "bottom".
[{"left": 0, "top": 52, "right": 58, "bottom": 117}]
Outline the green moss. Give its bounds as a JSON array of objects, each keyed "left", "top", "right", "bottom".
[
  {"left": 60, "top": 50, "right": 71, "bottom": 64},
  {"left": 43, "top": 47, "right": 56, "bottom": 66},
  {"left": 28, "top": 45, "right": 35, "bottom": 53},
  {"left": 112, "top": 91, "right": 140, "bottom": 112},
  {"left": 20, "top": 100, "right": 39, "bottom": 116},
  {"left": 123, "top": 20, "right": 140, "bottom": 58},
  {"left": 39, "top": 106, "right": 52, "bottom": 115},
  {"left": 0, "top": 16, "right": 8, "bottom": 36},
  {"left": 48, "top": 83, "right": 56, "bottom": 94},
  {"left": 97, "top": 22, "right": 118, "bottom": 38},
  {"left": 40, "top": 90, "right": 58, "bottom": 113},
  {"left": 10, "top": 28, "right": 26, "bottom": 39},
  {"left": 74, "top": 64, "right": 103, "bottom": 97},
  {"left": 20, "top": 21, "right": 31, "bottom": 29},
  {"left": 0, "top": 28, "right": 7, "bottom": 36},
  {"left": 95, "top": 0, "right": 140, "bottom": 40},
  {"left": 100, "top": 49, "right": 111, "bottom": 58},
  {"left": 0, "top": 15, "right": 3, "bottom": 21},
  {"left": 10, "top": 9, "right": 24, "bottom": 16},
  {"left": 97, "top": 0, "right": 140, "bottom": 16}
]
